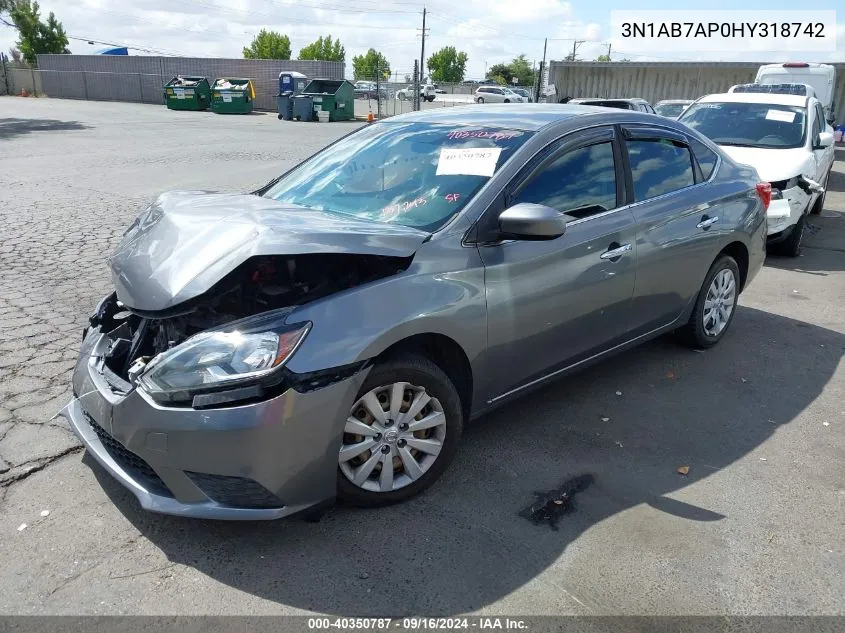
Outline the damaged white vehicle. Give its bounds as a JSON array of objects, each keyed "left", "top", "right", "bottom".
[{"left": 680, "top": 91, "right": 836, "bottom": 256}]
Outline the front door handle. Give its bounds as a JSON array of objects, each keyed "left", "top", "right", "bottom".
[
  {"left": 696, "top": 215, "right": 719, "bottom": 229},
  {"left": 600, "top": 243, "right": 632, "bottom": 260}
]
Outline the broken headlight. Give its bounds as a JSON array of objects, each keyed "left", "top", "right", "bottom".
[{"left": 138, "top": 324, "right": 309, "bottom": 401}]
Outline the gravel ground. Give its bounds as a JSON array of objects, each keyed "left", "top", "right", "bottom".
[{"left": 0, "top": 98, "right": 844, "bottom": 617}]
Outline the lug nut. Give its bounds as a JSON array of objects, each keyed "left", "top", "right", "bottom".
[
  {"left": 384, "top": 419, "right": 393, "bottom": 427},
  {"left": 397, "top": 439, "right": 407, "bottom": 448},
  {"left": 398, "top": 422, "right": 409, "bottom": 431},
  {"left": 381, "top": 445, "right": 391, "bottom": 454},
  {"left": 374, "top": 433, "right": 382, "bottom": 441}
]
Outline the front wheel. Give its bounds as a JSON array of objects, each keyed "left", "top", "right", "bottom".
[
  {"left": 677, "top": 255, "right": 740, "bottom": 349},
  {"left": 780, "top": 213, "right": 806, "bottom": 257},
  {"left": 337, "top": 354, "right": 463, "bottom": 507},
  {"left": 503, "top": 99, "right": 510, "bottom": 103},
  {"left": 810, "top": 170, "right": 830, "bottom": 215}
]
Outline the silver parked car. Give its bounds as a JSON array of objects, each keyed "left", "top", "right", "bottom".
[
  {"left": 654, "top": 99, "right": 694, "bottom": 118},
  {"left": 475, "top": 86, "right": 525, "bottom": 103},
  {"left": 68, "top": 105, "right": 767, "bottom": 520}
]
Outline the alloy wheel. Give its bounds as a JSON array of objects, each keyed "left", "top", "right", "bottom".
[
  {"left": 702, "top": 268, "right": 736, "bottom": 337},
  {"left": 339, "top": 382, "right": 447, "bottom": 493}
]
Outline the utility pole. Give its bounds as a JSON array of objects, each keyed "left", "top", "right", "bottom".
[
  {"left": 535, "top": 37, "right": 547, "bottom": 103},
  {"left": 418, "top": 7, "right": 427, "bottom": 85},
  {"left": 570, "top": 40, "right": 585, "bottom": 61}
]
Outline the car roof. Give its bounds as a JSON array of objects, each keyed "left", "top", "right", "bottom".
[
  {"left": 697, "top": 92, "right": 808, "bottom": 107},
  {"left": 379, "top": 103, "right": 660, "bottom": 131},
  {"left": 656, "top": 99, "right": 693, "bottom": 105}
]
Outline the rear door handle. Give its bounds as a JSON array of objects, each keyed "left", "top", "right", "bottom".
[
  {"left": 696, "top": 216, "right": 719, "bottom": 229},
  {"left": 600, "top": 243, "right": 632, "bottom": 260}
]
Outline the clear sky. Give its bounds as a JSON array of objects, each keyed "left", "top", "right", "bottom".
[{"left": 1, "top": 0, "right": 842, "bottom": 79}]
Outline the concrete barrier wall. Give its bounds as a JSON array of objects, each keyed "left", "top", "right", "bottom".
[
  {"left": 549, "top": 61, "right": 845, "bottom": 123},
  {"left": 34, "top": 55, "right": 345, "bottom": 111}
]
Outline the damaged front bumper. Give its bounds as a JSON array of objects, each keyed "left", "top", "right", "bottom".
[
  {"left": 766, "top": 186, "right": 810, "bottom": 240},
  {"left": 65, "top": 327, "right": 368, "bottom": 520}
]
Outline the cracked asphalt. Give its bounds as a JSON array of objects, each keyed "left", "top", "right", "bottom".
[{"left": 1, "top": 99, "right": 844, "bottom": 616}]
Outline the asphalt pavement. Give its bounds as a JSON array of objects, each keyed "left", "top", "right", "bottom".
[{"left": 0, "top": 98, "right": 843, "bottom": 616}]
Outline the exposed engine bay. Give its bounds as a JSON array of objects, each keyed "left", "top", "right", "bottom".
[{"left": 91, "top": 253, "right": 411, "bottom": 387}]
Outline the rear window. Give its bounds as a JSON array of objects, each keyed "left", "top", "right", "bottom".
[
  {"left": 626, "top": 138, "right": 695, "bottom": 200},
  {"left": 690, "top": 138, "right": 718, "bottom": 180}
]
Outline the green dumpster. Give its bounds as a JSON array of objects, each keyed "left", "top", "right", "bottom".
[
  {"left": 211, "top": 78, "right": 256, "bottom": 114},
  {"left": 163, "top": 76, "right": 211, "bottom": 111},
  {"left": 301, "top": 79, "right": 355, "bottom": 121}
]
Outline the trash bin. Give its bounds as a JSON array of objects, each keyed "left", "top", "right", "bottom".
[
  {"left": 293, "top": 95, "right": 316, "bottom": 122},
  {"left": 301, "top": 78, "right": 355, "bottom": 122},
  {"left": 211, "top": 78, "right": 255, "bottom": 114},
  {"left": 163, "top": 76, "right": 211, "bottom": 111},
  {"left": 277, "top": 71, "right": 309, "bottom": 120}
]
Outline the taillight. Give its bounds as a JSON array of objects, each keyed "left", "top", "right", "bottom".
[
  {"left": 756, "top": 182, "right": 772, "bottom": 210},
  {"left": 783, "top": 62, "right": 809, "bottom": 68}
]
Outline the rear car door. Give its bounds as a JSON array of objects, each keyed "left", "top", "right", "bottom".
[
  {"left": 477, "top": 126, "right": 638, "bottom": 400},
  {"left": 621, "top": 125, "right": 725, "bottom": 336}
]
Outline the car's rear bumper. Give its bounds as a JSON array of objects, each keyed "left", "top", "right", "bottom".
[{"left": 65, "top": 328, "right": 367, "bottom": 520}]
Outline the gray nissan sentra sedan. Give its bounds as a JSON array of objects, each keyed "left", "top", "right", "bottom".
[{"left": 66, "top": 104, "right": 768, "bottom": 520}]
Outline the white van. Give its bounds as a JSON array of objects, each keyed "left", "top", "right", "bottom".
[{"left": 755, "top": 63, "right": 836, "bottom": 124}]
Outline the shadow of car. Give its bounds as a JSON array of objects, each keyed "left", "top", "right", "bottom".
[{"left": 83, "top": 305, "right": 844, "bottom": 616}]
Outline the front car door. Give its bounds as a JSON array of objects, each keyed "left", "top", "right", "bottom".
[
  {"left": 475, "top": 126, "right": 638, "bottom": 401},
  {"left": 621, "top": 125, "right": 727, "bottom": 336},
  {"left": 812, "top": 101, "right": 836, "bottom": 184}
]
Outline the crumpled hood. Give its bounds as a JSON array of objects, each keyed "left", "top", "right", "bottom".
[
  {"left": 717, "top": 146, "right": 814, "bottom": 182},
  {"left": 109, "top": 191, "right": 430, "bottom": 312}
]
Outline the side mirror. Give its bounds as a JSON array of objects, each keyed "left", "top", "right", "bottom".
[
  {"left": 815, "top": 131, "right": 834, "bottom": 149},
  {"left": 499, "top": 203, "right": 567, "bottom": 240}
]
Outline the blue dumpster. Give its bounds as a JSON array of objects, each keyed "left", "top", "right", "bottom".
[
  {"left": 293, "top": 95, "right": 316, "bottom": 121},
  {"left": 277, "top": 71, "right": 309, "bottom": 121}
]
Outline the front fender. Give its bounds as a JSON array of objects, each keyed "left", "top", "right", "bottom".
[{"left": 283, "top": 240, "right": 487, "bottom": 380}]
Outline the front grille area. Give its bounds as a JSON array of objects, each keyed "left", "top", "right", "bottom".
[
  {"left": 185, "top": 472, "right": 283, "bottom": 509},
  {"left": 83, "top": 413, "right": 173, "bottom": 497}
]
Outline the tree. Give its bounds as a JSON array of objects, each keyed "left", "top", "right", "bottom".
[
  {"left": 5, "top": 1, "right": 68, "bottom": 67},
  {"left": 352, "top": 48, "right": 390, "bottom": 80},
  {"left": 426, "top": 46, "right": 468, "bottom": 83},
  {"left": 486, "top": 56, "right": 536, "bottom": 87},
  {"left": 509, "top": 54, "right": 535, "bottom": 86},
  {"left": 595, "top": 54, "right": 611, "bottom": 62},
  {"left": 298, "top": 35, "right": 345, "bottom": 62},
  {"left": 487, "top": 63, "right": 511, "bottom": 84},
  {"left": 242, "top": 29, "right": 291, "bottom": 60}
]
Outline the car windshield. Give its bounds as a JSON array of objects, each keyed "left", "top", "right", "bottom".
[
  {"left": 680, "top": 101, "right": 807, "bottom": 149},
  {"left": 655, "top": 103, "right": 688, "bottom": 118},
  {"left": 263, "top": 122, "right": 534, "bottom": 232}
]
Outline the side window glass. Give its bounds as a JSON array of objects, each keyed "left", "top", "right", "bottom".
[
  {"left": 515, "top": 142, "right": 617, "bottom": 219},
  {"left": 690, "top": 138, "right": 718, "bottom": 181},
  {"left": 627, "top": 137, "right": 695, "bottom": 200}
]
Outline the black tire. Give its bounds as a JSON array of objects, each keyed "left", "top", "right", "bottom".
[
  {"left": 677, "top": 255, "right": 741, "bottom": 349},
  {"left": 337, "top": 354, "right": 464, "bottom": 508},
  {"left": 277, "top": 114, "right": 284, "bottom": 120},
  {"left": 780, "top": 212, "right": 806, "bottom": 257},
  {"left": 504, "top": 99, "right": 510, "bottom": 103},
  {"left": 476, "top": 97, "right": 484, "bottom": 104},
  {"left": 810, "top": 170, "right": 830, "bottom": 215}
]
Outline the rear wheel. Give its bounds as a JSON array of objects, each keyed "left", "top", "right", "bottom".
[
  {"left": 504, "top": 99, "right": 510, "bottom": 103},
  {"left": 337, "top": 354, "right": 463, "bottom": 507},
  {"left": 476, "top": 97, "right": 484, "bottom": 104},
  {"left": 677, "top": 255, "right": 740, "bottom": 349}
]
